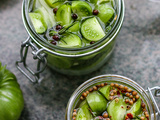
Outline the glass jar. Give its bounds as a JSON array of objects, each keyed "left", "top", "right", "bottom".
[
  {"left": 16, "top": 0, "right": 125, "bottom": 82},
  {"left": 65, "top": 74, "right": 160, "bottom": 120}
]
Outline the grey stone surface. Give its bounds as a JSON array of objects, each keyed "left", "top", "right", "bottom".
[{"left": 0, "top": 0, "right": 160, "bottom": 120}]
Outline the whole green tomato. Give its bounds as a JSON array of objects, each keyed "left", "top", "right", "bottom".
[{"left": 0, "top": 63, "right": 24, "bottom": 120}]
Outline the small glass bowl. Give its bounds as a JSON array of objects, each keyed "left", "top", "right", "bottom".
[{"left": 65, "top": 74, "right": 160, "bottom": 120}]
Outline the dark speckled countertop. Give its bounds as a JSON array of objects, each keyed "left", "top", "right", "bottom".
[{"left": 0, "top": 0, "right": 160, "bottom": 119}]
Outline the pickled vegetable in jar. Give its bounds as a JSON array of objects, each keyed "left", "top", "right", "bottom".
[{"left": 29, "top": 0, "right": 116, "bottom": 48}]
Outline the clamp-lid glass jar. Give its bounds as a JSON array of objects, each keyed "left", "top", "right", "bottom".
[
  {"left": 66, "top": 74, "right": 160, "bottom": 120},
  {"left": 16, "top": 0, "right": 125, "bottom": 83}
]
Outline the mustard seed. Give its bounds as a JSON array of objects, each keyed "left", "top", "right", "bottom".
[
  {"left": 110, "top": 83, "right": 114, "bottom": 87},
  {"left": 125, "top": 99, "right": 129, "bottom": 103},
  {"left": 141, "top": 103, "right": 146, "bottom": 108},
  {"left": 135, "top": 95, "right": 140, "bottom": 99},
  {"left": 119, "top": 85, "right": 124, "bottom": 89},
  {"left": 140, "top": 116, "right": 145, "bottom": 120},
  {"left": 124, "top": 86, "right": 128, "bottom": 91},
  {"left": 144, "top": 111, "right": 148, "bottom": 115},
  {"left": 132, "top": 91, "right": 137, "bottom": 96},
  {"left": 132, "top": 98, "right": 136, "bottom": 102},
  {"left": 110, "top": 96, "right": 113, "bottom": 100},
  {"left": 129, "top": 100, "right": 133, "bottom": 105},
  {"left": 129, "top": 95, "right": 133, "bottom": 99},
  {"left": 113, "top": 89, "right": 117, "bottom": 93},
  {"left": 100, "top": 83, "right": 104, "bottom": 87},
  {"left": 73, "top": 112, "right": 77, "bottom": 116},
  {"left": 82, "top": 92, "right": 87, "bottom": 97},
  {"left": 93, "top": 86, "right": 98, "bottom": 91},
  {"left": 115, "top": 83, "right": 119, "bottom": 88},
  {"left": 126, "top": 93, "right": 130, "bottom": 97},
  {"left": 89, "top": 88, "right": 93, "bottom": 92},
  {"left": 127, "top": 89, "right": 132, "bottom": 93},
  {"left": 80, "top": 96, "right": 84, "bottom": 100},
  {"left": 86, "top": 91, "right": 89, "bottom": 94},
  {"left": 103, "top": 113, "right": 108, "bottom": 118},
  {"left": 110, "top": 92, "right": 114, "bottom": 96},
  {"left": 145, "top": 114, "right": 149, "bottom": 118}
]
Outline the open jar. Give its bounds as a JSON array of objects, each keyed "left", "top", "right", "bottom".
[
  {"left": 66, "top": 74, "right": 160, "bottom": 120},
  {"left": 16, "top": 0, "right": 125, "bottom": 83}
]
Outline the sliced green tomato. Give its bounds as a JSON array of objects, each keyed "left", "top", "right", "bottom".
[
  {"left": 56, "top": 4, "right": 72, "bottom": 27},
  {"left": 32, "top": 0, "right": 41, "bottom": 10},
  {"left": 67, "top": 21, "right": 80, "bottom": 33},
  {"left": 38, "top": 0, "right": 56, "bottom": 27},
  {"left": 97, "top": 0, "right": 110, "bottom": 4},
  {"left": 76, "top": 101, "right": 93, "bottom": 120},
  {"left": 29, "top": 13, "right": 47, "bottom": 34},
  {"left": 96, "top": 4, "right": 115, "bottom": 24},
  {"left": 127, "top": 98, "right": 142, "bottom": 118},
  {"left": 81, "top": 17, "right": 105, "bottom": 41},
  {"left": 58, "top": 33, "right": 82, "bottom": 48},
  {"left": 39, "top": 0, "right": 56, "bottom": 25},
  {"left": 98, "top": 85, "right": 111, "bottom": 100},
  {"left": 89, "top": 0, "right": 109, "bottom": 4},
  {"left": 88, "top": 0, "right": 98, "bottom": 4},
  {"left": 107, "top": 98, "right": 127, "bottom": 120},
  {"left": 86, "top": 91, "right": 107, "bottom": 115},
  {"left": 34, "top": 7, "right": 53, "bottom": 28},
  {"left": 45, "top": 0, "right": 64, "bottom": 8},
  {"left": 71, "top": 1, "right": 92, "bottom": 19}
]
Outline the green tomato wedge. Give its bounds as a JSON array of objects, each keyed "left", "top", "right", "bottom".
[
  {"left": 127, "top": 98, "right": 142, "bottom": 118},
  {"left": 96, "top": 4, "right": 115, "bottom": 24},
  {"left": 81, "top": 17, "right": 105, "bottom": 41},
  {"left": 86, "top": 91, "right": 107, "bottom": 115},
  {"left": 58, "top": 33, "right": 82, "bottom": 48},
  {"left": 88, "top": 0, "right": 98, "bottom": 4},
  {"left": 29, "top": 13, "right": 47, "bottom": 34},
  {"left": 71, "top": 1, "right": 92, "bottom": 19},
  {"left": 56, "top": 4, "right": 72, "bottom": 27},
  {"left": 45, "top": 0, "right": 64, "bottom": 8},
  {"left": 98, "top": 85, "right": 111, "bottom": 100},
  {"left": 67, "top": 21, "right": 80, "bottom": 33},
  {"left": 0, "top": 63, "right": 24, "bottom": 120},
  {"left": 107, "top": 97, "right": 127, "bottom": 120},
  {"left": 97, "top": 0, "right": 110, "bottom": 4},
  {"left": 89, "top": 0, "right": 110, "bottom": 4},
  {"left": 38, "top": 0, "right": 56, "bottom": 26},
  {"left": 34, "top": 7, "right": 54, "bottom": 28},
  {"left": 32, "top": 0, "right": 41, "bottom": 10},
  {"left": 76, "top": 101, "right": 93, "bottom": 120}
]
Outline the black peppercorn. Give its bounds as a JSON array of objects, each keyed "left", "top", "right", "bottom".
[
  {"left": 53, "top": 8, "right": 58, "bottom": 14},
  {"left": 90, "top": 41, "right": 95, "bottom": 44},
  {"left": 56, "top": 25, "right": 62, "bottom": 30},
  {"left": 93, "top": 9, "right": 99, "bottom": 15},
  {"left": 51, "top": 41, "right": 57, "bottom": 45},
  {"left": 72, "top": 13, "right": 78, "bottom": 20},
  {"left": 52, "top": 35, "right": 60, "bottom": 41}
]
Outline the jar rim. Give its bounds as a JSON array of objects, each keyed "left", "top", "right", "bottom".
[
  {"left": 65, "top": 74, "right": 156, "bottom": 120},
  {"left": 22, "top": 0, "right": 125, "bottom": 57}
]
